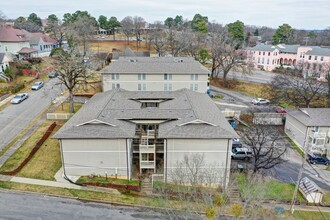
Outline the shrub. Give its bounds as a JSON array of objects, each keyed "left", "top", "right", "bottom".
[
  {"left": 26, "top": 57, "right": 42, "bottom": 64},
  {"left": 10, "top": 83, "right": 25, "bottom": 94},
  {"left": 230, "top": 203, "right": 243, "bottom": 218},
  {"left": 50, "top": 48, "right": 67, "bottom": 57},
  {"left": 205, "top": 206, "right": 217, "bottom": 220}
]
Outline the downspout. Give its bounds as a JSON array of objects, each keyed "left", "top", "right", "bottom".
[
  {"left": 60, "top": 139, "right": 83, "bottom": 186},
  {"left": 126, "top": 139, "right": 130, "bottom": 181},
  {"left": 164, "top": 139, "right": 167, "bottom": 184},
  {"left": 223, "top": 139, "right": 230, "bottom": 191}
]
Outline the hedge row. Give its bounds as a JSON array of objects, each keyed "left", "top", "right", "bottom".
[
  {"left": 2, "top": 122, "right": 57, "bottom": 176},
  {"left": 80, "top": 181, "right": 141, "bottom": 192}
]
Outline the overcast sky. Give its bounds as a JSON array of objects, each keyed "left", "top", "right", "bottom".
[{"left": 2, "top": 0, "right": 330, "bottom": 30}]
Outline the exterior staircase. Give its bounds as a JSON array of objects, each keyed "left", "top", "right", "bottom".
[
  {"left": 140, "top": 177, "right": 153, "bottom": 196},
  {"left": 228, "top": 185, "right": 241, "bottom": 203}
]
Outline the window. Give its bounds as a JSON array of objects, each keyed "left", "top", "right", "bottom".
[
  {"left": 307, "top": 64, "right": 310, "bottom": 69},
  {"left": 308, "top": 55, "right": 312, "bottom": 60},
  {"left": 112, "top": 83, "right": 120, "bottom": 89},
  {"left": 138, "top": 73, "right": 146, "bottom": 80},
  {"left": 164, "top": 83, "right": 172, "bottom": 91},
  {"left": 267, "top": 59, "right": 269, "bottom": 64},
  {"left": 314, "top": 126, "right": 319, "bottom": 132},
  {"left": 262, "top": 58, "right": 264, "bottom": 64},
  {"left": 164, "top": 73, "right": 172, "bottom": 80},
  {"left": 313, "top": 63, "right": 316, "bottom": 70},
  {"left": 319, "top": 65, "right": 322, "bottom": 72},
  {"left": 190, "top": 74, "right": 198, "bottom": 80},
  {"left": 138, "top": 83, "right": 146, "bottom": 91},
  {"left": 268, "top": 52, "right": 270, "bottom": 56},
  {"left": 257, "top": 57, "right": 260, "bottom": 63},
  {"left": 263, "top": 52, "right": 265, "bottom": 55},
  {"left": 321, "top": 56, "right": 324, "bottom": 61},
  {"left": 141, "top": 102, "right": 158, "bottom": 108},
  {"left": 314, "top": 56, "right": 318, "bottom": 61},
  {"left": 111, "top": 73, "right": 119, "bottom": 80},
  {"left": 259, "top": 51, "right": 261, "bottom": 55},
  {"left": 190, "top": 83, "right": 198, "bottom": 91}
]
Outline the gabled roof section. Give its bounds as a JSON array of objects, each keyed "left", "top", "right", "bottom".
[
  {"left": 288, "top": 108, "right": 330, "bottom": 127},
  {"left": 76, "top": 119, "right": 116, "bottom": 127},
  {"left": 305, "top": 47, "right": 330, "bottom": 56},
  {"left": 101, "top": 57, "right": 209, "bottom": 75},
  {"left": 54, "top": 89, "right": 238, "bottom": 139},
  {"left": 178, "top": 119, "right": 217, "bottom": 127},
  {"left": 0, "top": 25, "right": 29, "bottom": 42}
]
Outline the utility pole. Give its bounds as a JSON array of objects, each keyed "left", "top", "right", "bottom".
[{"left": 290, "top": 127, "right": 310, "bottom": 213}]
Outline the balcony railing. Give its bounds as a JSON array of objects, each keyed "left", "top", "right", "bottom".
[
  {"left": 140, "top": 161, "right": 155, "bottom": 169},
  {"left": 139, "top": 144, "right": 156, "bottom": 153},
  {"left": 310, "top": 132, "right": 328, "bottom": 139}
]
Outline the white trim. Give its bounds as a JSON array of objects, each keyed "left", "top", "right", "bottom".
[
  {"left": 167, "top": 150, "right": 228, "bottom": 153},
  {"left": 63, "top": 151, "right": 126, "bottom": 153},
  {"left": 65, "top": 166, "right": 128, "bottom": 169},
  {"left": 76, "top": 119, "right": 116, "bottom": 127},
  {"left": 178, "top": 119, "right": 217, "bottom": 127}
]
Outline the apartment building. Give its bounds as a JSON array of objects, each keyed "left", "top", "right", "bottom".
[
  {"left": 53, "top": 89, "right": 238, "bottom": 186},
  {"left": 248, "top": 44, "right": 330, "bottom": 80},
  {"left": 285, "top": 108, "right": 330, "bottom": 158},
  {"left": 101, "top": 57, "right": 210, "bottom": 93}
]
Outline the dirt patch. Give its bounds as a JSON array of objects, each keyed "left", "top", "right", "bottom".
[{"left": 89, "top": 40, "right": 150, "bottom": 53}]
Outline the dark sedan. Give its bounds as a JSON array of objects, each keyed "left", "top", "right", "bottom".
[{"left": 307, "top": 155, "right": 330, "bottom": 166}]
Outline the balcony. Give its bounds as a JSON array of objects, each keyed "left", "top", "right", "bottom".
[
  {"left": 139, "top": 144, "right": 156, "bottom": 153},
  {"left": 310, "top": 132, "right": 328, "bottom": 139},
  {"left": 140, "top": 161, "right": 155, "bottom": 169}
]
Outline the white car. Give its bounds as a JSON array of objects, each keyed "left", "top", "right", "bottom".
[
  {"left": 231, "top": 147, "right": 253, "bottom": 160},
  {"left": 11, "top": 93, "right": 29, "bottom": 104},
  {"left": 31, "top": 81, "right": 44, "bottom": 90},
  {"left": 252, "top": 98, "right": 270, "bottom": 105}
]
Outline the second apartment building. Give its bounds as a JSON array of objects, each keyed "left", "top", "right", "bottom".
[{"left": 102, "top": 57, "right": 210, "bottom": 93}]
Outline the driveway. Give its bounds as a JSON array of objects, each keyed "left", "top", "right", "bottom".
[{"left": 0, "top": 78, "right": 63, "bottom": 150}]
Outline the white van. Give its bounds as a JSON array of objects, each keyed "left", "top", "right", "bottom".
[{"left": 231, "top": 147, "right": 253, "bottom": 160}]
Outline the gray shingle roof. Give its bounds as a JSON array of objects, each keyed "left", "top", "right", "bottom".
[
  {"left": 102, "top": 57, "right": 209, "bottom": 75},
  {"left": 251, "top": 44, "right": 300, "bottom": 53},
  {"left": 53, "top": 89, "right": 238, "bottom": 139},
  {"left": 288, "top": 108, "right": 330, "bottom": 127},
  {"left": 305, "top": 47, "right": 330, "bottom": 56},
  {"left": 251, "top": 45, "right": 277, "bottom": 52}
]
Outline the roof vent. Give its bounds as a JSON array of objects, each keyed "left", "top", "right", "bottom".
[{"left": 129, "top": 59, "right": 137, "bottom": 62}]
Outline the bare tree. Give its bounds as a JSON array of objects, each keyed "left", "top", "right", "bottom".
[
  {"left": 151, "top": 29, "right": 166, "bottom": 57},
  {"left": 156, "top": 153, "right": 227, "bottom": 219},
  {"left": 237, "top": 125, "right": 288, "bottom": 172},
  {"left": 133, "top": 16, "right": 146, "bottom": 49},
  {"left": 53, "top": 50, "right": 88, "bottom": 113},
  {"left": 322, "top": 62, "right": 330, "bottom": 107},
  {"left": 120, "top": 16, "right": 134, "bottom": 45},
  {"left": 209, "top": 33, "right": 252, "bottom": 86},
  {"left": 0, "top": 11, "right": 6, "bottom": 27},
  {"left": 270, "top": 66, "right": 327, "bottom": 108}
]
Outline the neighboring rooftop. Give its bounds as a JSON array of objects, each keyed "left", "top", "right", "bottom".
[
  {"left": 0, "top": 25, "right": 29, "bottom": 42},
  {"left": 54, "top": 89, "right": 238, "bottom": 139},
  {"left": 17, "top": 47, "right": 38, "bottom": 54},
  {"left": 288, "top": 108, "right": 330, "bottom": 126},
  {"left": 102, "top": 56, "right": 209, "bottom": 75},
  {"left": 250, "top": 44, "right": 300, "bottom": 53},
  {"left": 305, "top": 47, "right": 330, "bottom": 56}
]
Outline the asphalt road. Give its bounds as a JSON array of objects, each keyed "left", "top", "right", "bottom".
[
  {"left": 0, "top": 78, "right": 63, "bottom": 150},
  {"left": 213, "top": 69, "right": 276, "bottom": 84},
  {"left": 0, "top": 190, "right": 168, "bottom": 220}
]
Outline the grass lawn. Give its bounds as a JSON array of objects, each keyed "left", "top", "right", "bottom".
[
  {"left": 77, "top": 176, "right": 140, "bottom": 185},
  {"left": 17, "top": 125, "right": 62, "bottom": 180},
  {"left": 287, "top": 211, "right": 330, "bottom": 220},
  {"left": 322, "top": 192, "right": 330, "bottom": 205},
  {"left": 54, "top": 102, "right": 83, "bottom": 113},
  {"left": 0, "top": 120, "right": 60, "bottom": 180},
  {"left": 236, "top": 173, "right": 305, "bottom": 201},
  {"left": 0, "top": 180, "right": 181, "bottom": 210}
]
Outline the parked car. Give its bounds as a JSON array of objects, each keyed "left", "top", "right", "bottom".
[
  {"left": 231, "top": 147, "right": 253, "bottom": 160},
  {"left": 307, "top": 155, "right": 330, "bottom": 165},
  {"left": 252, "top": 98, "right": 270, "bottom": 105},
  {"left": 275, "top": 107, "right": 287, "bottom": 113},
  {"left": 31, "top": 81, "right": 44, "bottom": 90},
  {"left": 232, "top": 138, "right": 243, "bottom": 149},
  {"left": 11, "top": 93, "right": 28, "bottom": 104},
  {"left": 48, "top": 71, "right": 59, "bottom": 78}
]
